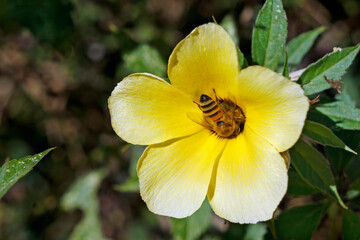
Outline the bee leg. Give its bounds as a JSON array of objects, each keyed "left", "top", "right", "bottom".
[
  {"left": 193, "top": 100, "right": 201, "bottom": 109},
  {"left": 212, "top": 89, "right": 219, "bottom": 101}
]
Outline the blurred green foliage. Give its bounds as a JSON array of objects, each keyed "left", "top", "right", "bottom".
[
  {"left": 171, "top": 201, "right": 212, "bottom": 240},
  {"left": 61, "top": 169, "right": 109, "bottom": 240},
  {"left": 0, "top": 0, "right": 360, "bottom": 239}
]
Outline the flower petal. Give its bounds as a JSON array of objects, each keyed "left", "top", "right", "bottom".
[
  {"left": 232, "top": 66, "right": 309, "bottom": 152},
  {"left": 137, "top": 129, "right": 226, "bottom": 218},
  {"left": 108, "top": 73, "right": 202, "bottom": 145},
  {"left": 208, "top": 128, "right": 288, "bottom": 224},
  {"left": 168, "top": 23, "right": 240, "bottom": 100}
]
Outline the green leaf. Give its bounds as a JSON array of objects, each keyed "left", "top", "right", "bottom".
[
  {"left": 244, "top": 223, "right": 267, "bottom": 240},
  {"left": 61, "top": 169, "right": 109, "bottom": 240},
  {"left": 275, "top": 203, "right": 329, "bottom": 240},
  {"left": 337, "top": 86, "right": 357, "bottom": 106},
  {"left": 302, "top": 120, "right": 356, "bottom": 154},
  {"left": 252, "top": 0, "right": 287, "bottom": 70},
  {"left": 287, "top": 168, "right": 319, "bottom": 196},
  {"left": 221, "top": 15, "right": 239, "bottom": 45},
  {"left": 345, "top": 153, "right": 360, "bottom": 183},
  {"left": 282, "top": 51, "right": 290, "bottom": 78},
  {"left": 299, "top": 44, "right": 360, "bottom": 95},
  {"left": 316, "top": 101, "right": 360, "bottom": 130},
  {"left": 340, "top": 69, "right": 360, "bottom": 106},
  {"left": 291, "top": 139, "right": 347, "bottom": 208},
  {"left": 330, "top": 185, "right": 348, "bottom": 209},
  {"left": 286, "top": 27, "right": 326, "bottom": 69},
  {"left": 171, "top": 200, "right": 211, "bottom": 240},
  {"left": 306, "top": 108, "right": 337, "bottom": 129},
  {"left": 324, "top": 129, "right": 360, "bottom": 175},
  {"left": 123, "top": 44, "right": 167, "bottom": 77},
  {"left": 342, "top": 209, "right": 360, "bottom": 240},
  {"left": 113, "top": 176, "right": 139, "bottom": 192},
  {"left": 237, "top": 47, "right": 248, "bottom": 70},
  {"left": 290, "top": 138, "right": 335, "bottom": 197},
  {"left": 326, "top": 146, "right": 353, "bottom": 176},
  {"left": 0, "top": 148, "right": 53, "bottom": 199}
]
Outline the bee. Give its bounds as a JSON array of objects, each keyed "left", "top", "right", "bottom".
[{"left": 195, "top": 91, "right": 245, "bottom": 138}]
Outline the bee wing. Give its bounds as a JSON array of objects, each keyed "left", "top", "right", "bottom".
[{"left": 186, "top": 112, "right": 207, "bottom": 128}]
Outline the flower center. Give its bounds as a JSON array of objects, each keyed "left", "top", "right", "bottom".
[{"left": 196, "top": 93, "right": 245, "bottom": 139}]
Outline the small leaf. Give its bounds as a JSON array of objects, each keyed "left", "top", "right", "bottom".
[
  {"left": 290, "top": 139, "right": 335, "bottom": 197},
  {"left": 237, "top": 47, "right": 248, "bottom": 70},
  {"left": 252, "top": 0, "right": 287, "bottom": 70},
  {"left": 299, "top": 44, "right": 360, "bottom": 95},
  {"left": 302, "top": 120, "right": 356, "bottom": 154},
  {"left": 171, "top": 200, "right": 211, "bottom": 240},
  {"left": 275, "top": 203, "right": 329, "bottom": 240},
  {"left": 61, "top": 169, "right": 109, "bottom": 240},
  {"left": 316, "top": 101, "right": 360, "bottom": 130},
  {"left": 123, "top": 44, "right": 167, "bottom": 77},
  {"left": 282, "top": 51, "right": 289, "bottom": 78},
  {"left": 286, "top": 27, "right": 326, "bottom": 69},
  {"left": 330, "top": 185, "right": 348, "bottom": 209},
  {"left": 221, "top": 15, "right": 239, "bottom": 45},
  {"left": 0, "top": 148, "right": 53, "bottom": 199},
  {"left": 114, "top": 176, "right": 139, "bottom": 192},
  {"left": 342, "top": 209, "right": 360, "bottom": 240}
]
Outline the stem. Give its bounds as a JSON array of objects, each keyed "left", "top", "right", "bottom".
[
  {"left": 328, "top": 201, "right": 339, "bottom": 240},
  {"left": 268, "top": 217, "right": 277, "bottom": 240}
]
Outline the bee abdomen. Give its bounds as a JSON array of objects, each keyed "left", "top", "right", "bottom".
[
  {"left": 199, "top": 94, "right": 223, "bottom": 121},
  {"left": 207, "top": 109, "right": 222, "bottom": 121}
]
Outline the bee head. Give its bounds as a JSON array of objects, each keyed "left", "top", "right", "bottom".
[{"left": 216, "top": 121, "right": 236, "bottom": 138}]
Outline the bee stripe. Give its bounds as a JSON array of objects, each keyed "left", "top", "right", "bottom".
[
  {"left": 200, "top": 100, "right": 214, "bottom": 108},
  {"left": 202, "top": 104, "right": 218, "bottom": 113},
  {"left": 208, "top": 110, "right": 223, "bottom": 121},
  {"left": 203, "top": 104, "right": 220, "bottom": 116},
  {"left": 205, "top": 107, "right": 220, "bottom": 116}
]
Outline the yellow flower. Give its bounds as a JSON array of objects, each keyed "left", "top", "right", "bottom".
[{"left": 109, "top": 23, "right": 309, "bottom": 223}]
